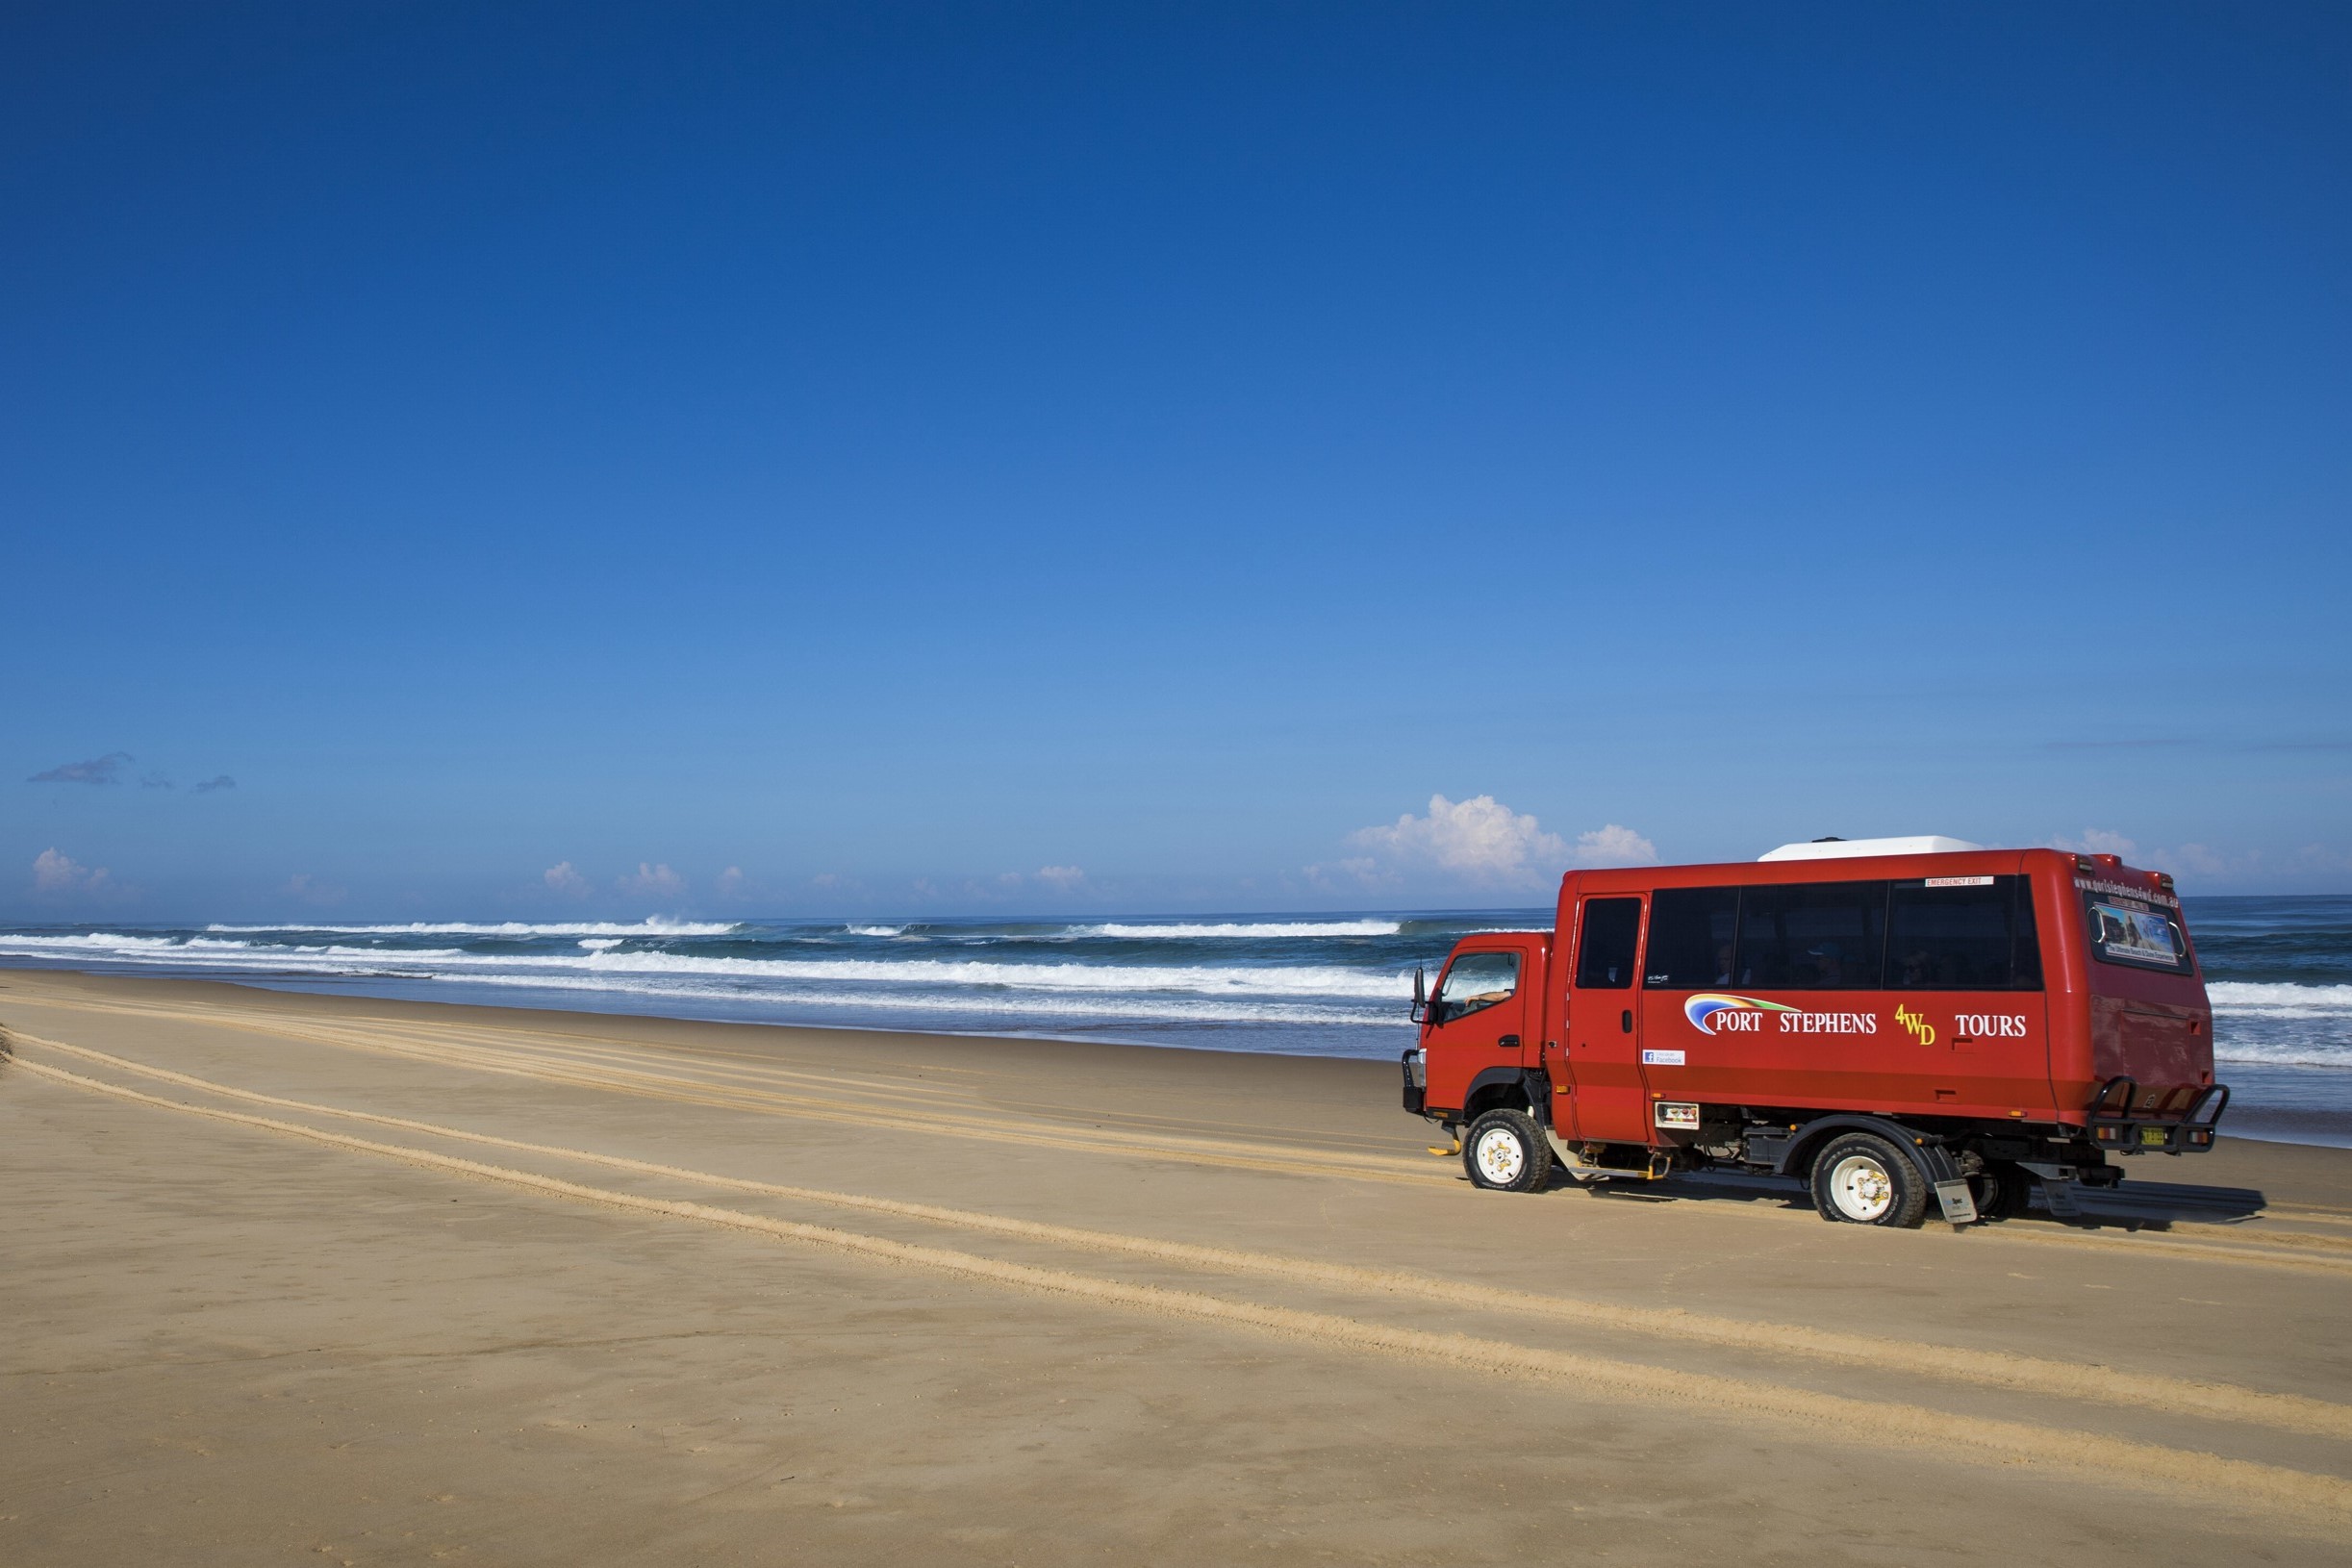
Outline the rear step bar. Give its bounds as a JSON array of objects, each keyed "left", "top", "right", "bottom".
[{"left": 2087, "top": 1078, "right": 2230, "bottom": 1153}]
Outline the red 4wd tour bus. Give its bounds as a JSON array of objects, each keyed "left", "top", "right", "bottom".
[{"left": 1402, "top": 837, "right": 2228, "bottom": 1227}]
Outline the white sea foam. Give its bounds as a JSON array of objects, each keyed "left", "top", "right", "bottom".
[
  {"left": 549, "top": 951, "right": 1407, "bottom": 997},
  {"left": 433, "top": 970, "right": 1402, "bottom": 1027},
  {"left": 0, "top": 933, "right": 471, "bottom": 964},
  {"left": 201, "top": 920, "right": 739, "bottom": 938},
  {"left": 0, "top": 931, "right": 1409, "bottom": 1000},
  {"left": 0, "top": 930, "right": 265, "bottom": 959},
  {"left": 1070, "top": 920, "right": 1404, "bottom": 939},
  {"left": 845, "top": 925, "right": 909, "bottom": 937},
  {"left": 2208, "top": 981, "right": 2352, "bottom": 1017},
  {"left": 2204, "top": 983, "right": 2352, "bottom": 1069}
]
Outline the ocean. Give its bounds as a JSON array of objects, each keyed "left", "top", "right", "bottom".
[{"left": 2, "top": 895, "right": 2345, "bottom": 1146}]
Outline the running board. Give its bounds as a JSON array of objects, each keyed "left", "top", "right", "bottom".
[{"left": 1540, "top": 1125, "right": 1671, "bottom": 1182}]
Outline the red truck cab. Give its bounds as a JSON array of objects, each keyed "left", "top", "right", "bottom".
[{"left": 1402, "top": 838, "right": 2226, "bottom": 1227}]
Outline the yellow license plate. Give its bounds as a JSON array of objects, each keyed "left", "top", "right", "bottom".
[{"left": 2139, "top": 1126, "right": 2168, "bottom": 1147}]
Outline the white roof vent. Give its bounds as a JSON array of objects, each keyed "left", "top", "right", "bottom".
[{"left": 1758, "top": 835, "right": 1985, "bottom": 863}]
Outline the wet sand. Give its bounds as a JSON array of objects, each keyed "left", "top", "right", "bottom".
[{"left": 4, "top": 968, "right": 2350, "bottom": 1566}]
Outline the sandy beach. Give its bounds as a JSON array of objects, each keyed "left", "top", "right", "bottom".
[{"left": 4, "top": 968, "right": 2350, "bottom": 1565}]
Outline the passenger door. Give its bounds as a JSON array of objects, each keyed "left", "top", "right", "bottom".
[
  {"left": 1561, "top": 896, "right": 1654, "bottom": 1144},
  {"left": 1425, "top": 945, "right": 1533, "bottom": 1094}
]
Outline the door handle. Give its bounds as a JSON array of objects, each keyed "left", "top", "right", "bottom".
[
  {"left": 1621, "top": 1010, "right": 1633, "bottom": 1034},
  {"left": 1498, "top": 1034, "right": 1520, "bottom": 1050}
]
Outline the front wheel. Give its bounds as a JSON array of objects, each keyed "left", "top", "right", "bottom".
[
  {"left": 1463, "top": 1108, "right": 1553, "bottom": 1193},
  {"left": 1809, "top": 1132, "right": 1929, "bottom": 1227}
]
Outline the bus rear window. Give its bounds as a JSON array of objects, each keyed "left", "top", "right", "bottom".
[{"left": 2084, "top": 892, "right": 2193, "bottom": 974}]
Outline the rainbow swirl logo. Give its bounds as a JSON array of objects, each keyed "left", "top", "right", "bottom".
[{"left": 1684, "top": 994, "right": 1800, "bottom": 1033}]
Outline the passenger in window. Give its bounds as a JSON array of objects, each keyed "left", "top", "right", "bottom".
[
  {"left": 1806, "top": 941, "right": 1846, "bottom": 987},
  {"left": 1714, "top": 943, "right": 1733, "bottom": 986}
]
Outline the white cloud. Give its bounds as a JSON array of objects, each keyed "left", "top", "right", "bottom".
[
  {"left": 1569, "top": 823, "right": 1659, "bottom": 868},
  {"left": 715, "top": 866, "right": 748, "bottom": 900},
  {"left": 544, "top": 861, "right": 591, "bottom": 899},
  {"left": 1298, "top": 856, "right": 1390, "bottom": 894},
  {"left": 2043, "top": 832, "right": 2299, "bottom": 889},
  {"left": 1350, "top": 794, "right": 1570, "bottom": 887},
  {"left": 281, "top": 872, "right": 345, "bottom": 907},
  {"left": 2158, "top": 843, "right": 2233, "bottom": 880},
  {"left": 2295, "top": 843, "right": 2352, "bottom": 876},
  {"left": 2052, "top": 828, "right": 2138, "bottom": 857},
  {"left": 1035, "top": 865, "right": 1086, "bottom": 891},
  {"left": 619, "top": 862, "right": 685, "bottom": 899},
  {"left": 32, "top": 848, "right": 112, "bottom": 895}
]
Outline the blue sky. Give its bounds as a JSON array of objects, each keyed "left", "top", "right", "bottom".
[{"left": 6, "top": 2, "right": 2348, "bottom": 920}]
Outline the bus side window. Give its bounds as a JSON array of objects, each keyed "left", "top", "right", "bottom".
[
  {"left": 1888, "top": 880, "right": 2006, "bottom": 986},
  {"left": 1884, "top": 875, "right": 2043, "bottom": 991},
  {"left": 2011, "top": 879, "right": 2042, "bottom": 989},
  {"left": 1644, "top": 888, "right": 1738, "bottom": 988},
  {"left": 1576, "top": 898, "right": 1642, "bottom": 989},
  {"left": 1736, "top": 881, "right": 1887, "bottom": 990}
]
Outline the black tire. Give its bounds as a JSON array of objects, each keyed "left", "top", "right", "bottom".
[
  {"left": 1462, "top": 1108, "right": 1553, "bottom": 1193},
  {"left": 1808, "top": 1132, "right": 1930, "bottom": 1227},
  {"left": 1970, "top": 1159, "right": 2035, "bottom": 1222}
]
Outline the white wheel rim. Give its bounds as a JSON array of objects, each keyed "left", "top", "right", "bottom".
[
  {"left": 1829, "top": 1153, "right": 1894, "bottom": 1222},
  {"left": 1475, "top": 1127, "right": 1526, "bottom": 1185}
]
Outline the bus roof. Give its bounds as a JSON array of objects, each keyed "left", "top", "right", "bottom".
[{"left": 1758, "top": 835, "right": 1985, "bottom": 862}]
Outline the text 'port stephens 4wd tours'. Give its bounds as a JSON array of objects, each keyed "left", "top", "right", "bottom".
[{"left": 1400, "top": 837, "right": 2227, "bottom": 1228}]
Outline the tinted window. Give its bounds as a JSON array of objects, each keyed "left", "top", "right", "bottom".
[
  {"left": 2014, "top": 889, "right": 2042, "bottom": 988},
  {"left": 1734, "top": 881, "right": 1886, "bottom": 990},
  {"left": 1575, "top": 898, "right": 1642, "bottom": 990},
  {"left": 1644, "top": 887, "right": 1739, "bottom": 988},
  {"left": 1434, "top": 950, "right": 1519, "bottom": 1023},
  {"left": 2083, "top": 891, "right": 2193, "bottom": 974},
  {"left": 1887, "top": 876, "right": 2041, "bottom": 989}
]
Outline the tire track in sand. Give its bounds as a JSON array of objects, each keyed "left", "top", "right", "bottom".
[
  {"left": 15, "top": 992, "right": 2352, "bottom": 1269},
  {"left": 4, "top": 998, "right": 1442, "bottom": 1186},
  {"left": 17, "top": 1033, "right": 2352, "bottom": 1447},
  {"left": 13, "top": 1052, "right": 2352, "bottom": 1532}
]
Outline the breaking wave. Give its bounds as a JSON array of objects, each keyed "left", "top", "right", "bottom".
[
  {"left": 0, "top": 930, "right": 1407, "bottom": 999},
  {"left": 202, "top": 920, "right": 740, "bottom": 938},
  {"left": 2209, "top": 981, "right": 2352, "bottom": 1069},
  {"left": 1070, "top": 920, "right": 1403, "bottom": 939}
]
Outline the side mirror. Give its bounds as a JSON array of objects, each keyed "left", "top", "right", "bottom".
[{"left": 1410, "top": 966, "right": 1429, "bottom": 1024}]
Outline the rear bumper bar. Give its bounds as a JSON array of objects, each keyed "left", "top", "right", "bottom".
[{"left": 2088, "top": 1080, "right": 2229, "bottom": 1154}]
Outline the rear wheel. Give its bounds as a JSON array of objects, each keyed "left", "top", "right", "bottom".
[
  {"left": 1463, "top": 1108, "right": 1553, "bottom": 1193},
  {"left": 1970, "top": 1159, "right": 2035, "bottom": 1222},
  {"left": 1809, "top": 1132, "right": 1929, "bottom": 1227}
]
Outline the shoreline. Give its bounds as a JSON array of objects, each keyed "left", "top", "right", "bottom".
[{"left": 7, "top": 958, "right": 2348, "bottom": 1149}]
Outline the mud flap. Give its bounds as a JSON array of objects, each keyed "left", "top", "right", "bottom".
[{"left": 1932, "top": 1179, "right": 1981, "bottom": 1226}]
